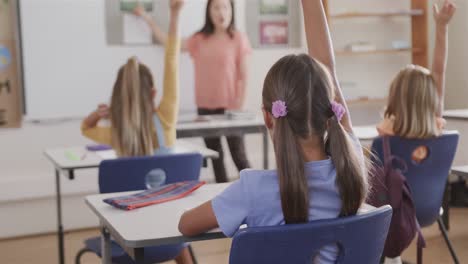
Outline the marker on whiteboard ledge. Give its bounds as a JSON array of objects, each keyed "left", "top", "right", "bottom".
[{"left": 65, "top": 150, "right": 87, "bottom": 161}]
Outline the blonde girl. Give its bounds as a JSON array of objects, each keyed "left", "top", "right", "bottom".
[
  {"left": 378, "top": 0, "right": 456, "bottom": 141},
  {"left": 82, "top": 1, "right": 183, "bottom": 157},
  {"left": 82, "top": 1, "right": 193, "bottom": 263}
]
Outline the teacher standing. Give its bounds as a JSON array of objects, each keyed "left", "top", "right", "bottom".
[{"left": 135, "top": 0, "right": 252, "bottom": 183}]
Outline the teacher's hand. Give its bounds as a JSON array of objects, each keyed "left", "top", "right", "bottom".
[{"left": 133, "top": 5, "right": 146, "bottom": 17}]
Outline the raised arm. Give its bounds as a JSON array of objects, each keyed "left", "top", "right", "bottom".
[
  {"left": 432, "top": 0, "right": 456, "bottom": 116},
  {"left": 301, "top": 0, "right": 353, "bottom": 131},
  {"left": 134, "top": 3, "right": 189, "bottom": 51},
  {"left": 157, "top": 0, "right": 183, "bottom": 146}
]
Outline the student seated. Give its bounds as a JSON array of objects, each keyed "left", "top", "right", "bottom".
[
  {"left": 376, "top": 1, "right": 456, "bottom": 263},
  {"left": 178, "top": 1, "right": 369, "bottom": 263},
  {"left": 82, "top": 1, "right": 182, "bottom": 157},
  {"left": 377, "top": 0, "right": 456, "bottom": 164},
  {"left": 82, "top": 1, "right": 193, "bottom": 263}
]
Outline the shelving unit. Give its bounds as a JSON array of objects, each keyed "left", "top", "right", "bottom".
[
  {"left": 323, "top": 0, "right": 429, "bottom": 103},
  {"left": 331, "top": 10, "right": 424, "bottom": 19},
  {"left": 336, "top": 48, "right": 421, "bottom": 56}
]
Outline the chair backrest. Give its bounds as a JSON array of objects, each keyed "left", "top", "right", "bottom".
[
  {"left": 98, "top": 153, "right": 203, "bottom": 194},
  {"left": 229, "top": 205, "right": 392, "bottom": 264},
  {"left": 371, "top": 131, "right": 459, "bottom": 227}
]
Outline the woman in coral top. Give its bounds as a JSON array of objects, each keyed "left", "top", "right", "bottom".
[{"left": 135, "top": 0, "right": 252, "bottom": 183}]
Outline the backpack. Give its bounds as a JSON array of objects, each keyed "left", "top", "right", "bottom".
[{"left": 367, "top": 137, "right": 426, "bottom": 264}]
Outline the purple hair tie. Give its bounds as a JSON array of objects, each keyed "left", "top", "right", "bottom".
[
  {"left": 331, "top": 101, "right": 346, "bottom": 121},
  {"left": 272, "top": 100, "right": 288, "bottom": 118}
]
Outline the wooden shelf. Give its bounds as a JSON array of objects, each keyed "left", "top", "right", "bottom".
[
  {"left": 323, "top": 0, "right": 429, "bottom": 103},
  {"left": 331, "top": 10, "right": 424, "bottom": 19},
  {"left": 336, "top": 48, "right": 421, "bottom": 56}
]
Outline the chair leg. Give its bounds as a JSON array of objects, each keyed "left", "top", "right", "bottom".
[
  {"left": 437, "top": 217, "right": 460, "bottom": 264},
  {"left": 442, "top": 182, "right": 451, "bottom": 230},
  {"left": 188, "top": 245, "right": 198, "bottom": 264},
  {"left": 75, "top": 248, "right": 95, "bottom": 264}
]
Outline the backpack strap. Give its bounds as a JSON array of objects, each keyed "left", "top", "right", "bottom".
[{"left": 382, "top": 136, "right": 392, "bottom": 167}]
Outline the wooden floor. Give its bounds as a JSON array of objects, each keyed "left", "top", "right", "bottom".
[{"left": 1, "top": 208, "right": 467, "bottom": 264}]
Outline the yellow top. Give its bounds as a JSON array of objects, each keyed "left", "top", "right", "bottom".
[{"left": 81, "top": 36, "right": 181, "bottom": 148}]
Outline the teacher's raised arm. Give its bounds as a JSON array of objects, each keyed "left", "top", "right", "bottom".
[{"left": 133, "top": 1, "right": 190, "bottom": 51}]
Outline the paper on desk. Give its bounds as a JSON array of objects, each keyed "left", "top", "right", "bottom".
[
  {"left": 123, "top": 13, "right": 152, "bottom": 44},
  {"left": 96, "top": 150, "right": 117, "bottom": 160}
]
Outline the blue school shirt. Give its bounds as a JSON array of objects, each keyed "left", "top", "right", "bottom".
[{"left": 212, "top": 134, "right": 363, "bottom": 264}]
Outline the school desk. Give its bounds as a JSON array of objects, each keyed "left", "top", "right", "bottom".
[
  {"left": 86, "top": 183, "right": 377, "bottom": 264},
  {"left": 177, "top": 116, "right": 379, "bottom": 169},
  {"left": 444, "top": 109, "right": 468, "bottom": 166},
  {"left": 176, "top": 115, "right": 270, "bottom": 169},
  {"left": 443, "top": 165, "right": 468, "bottom": 230},
  {"left": 353, "top": 125, "right": 379, "bottom": 146},
  {"left": 44, "top": 140, "right": 219, "bottom": 264},
  {"left": 444, "top": 109, "right": 468, "bottom": 121},
  {"left": 451, "top": 166, "right": 468, "bottom": 180}
]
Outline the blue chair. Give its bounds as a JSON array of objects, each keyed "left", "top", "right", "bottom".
[
  {"left": 229, "top": 205, "right": 392, "bottom": 264},
  {"left": 75, "top": 153, "right": 203, "bottom": 264},
  {"left": 371, "top": 132, "right": 459, "bottom": 263}
]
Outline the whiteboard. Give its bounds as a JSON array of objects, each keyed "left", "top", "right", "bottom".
[{"left": 20, "top": 0, "right": 207, "bottom": 120}]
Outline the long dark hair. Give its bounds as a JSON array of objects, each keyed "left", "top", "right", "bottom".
[
  {"left": 198, "top": 0, "right": 236, "bottom": 38},
  {"left": 262, "top": 54, "right": 368, "bottom": 223}
]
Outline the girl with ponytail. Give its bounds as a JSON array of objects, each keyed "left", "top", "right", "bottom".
[
  {"left": 82, "top": 2, "right": 195, "bottom": 263},
  {"left": 178, "top": 1, "right": 368, "bottom": 263},
  {"left": 82, "top": 0, "right": 184, "bottom": 157}
]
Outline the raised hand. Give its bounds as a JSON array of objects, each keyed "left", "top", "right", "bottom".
[
  {"left": 170, "top": 0, "right": 185, "bottom": 13},
  {"left": 433, "top": 0, "right": 457, "bottom": 26},
  {"left": 133, "top": 5, "right": 146, "bottom": 17},
  {"left": 97, "top": 104, "right": 110, "bottom": 119}
]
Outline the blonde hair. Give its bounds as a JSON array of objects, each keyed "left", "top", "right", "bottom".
[
  {"left": 110, "top": 57, "right": 155, "bottom": 157},
  {"left": 385, "top": 64, "right": 440, "bottom": 139}
]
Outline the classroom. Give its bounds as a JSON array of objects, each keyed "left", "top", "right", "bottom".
[{"left": 1, "top": 0, "right": 467, "bottom": 263}]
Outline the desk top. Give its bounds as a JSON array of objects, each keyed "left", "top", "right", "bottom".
[
  {"left": 86, "top": 183, "right": 377, "bottom": 249},
  {"left": 443, "top": 109, "right": 468, "bottom": 121},
  {"left": 44, "top": 140, "right": 219, "bottom": 170},
  {"left": 177, "top": 115, "right": 264, "bottom": 131},
  {"left": 86, "top": 183, "right": 230, "bottom": 248},
  {"left": 353, "top": 125, "right": 379, "bottom": 140},
  {"left": 451, "top": 166, "right": 468, "bottom": 178}
]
